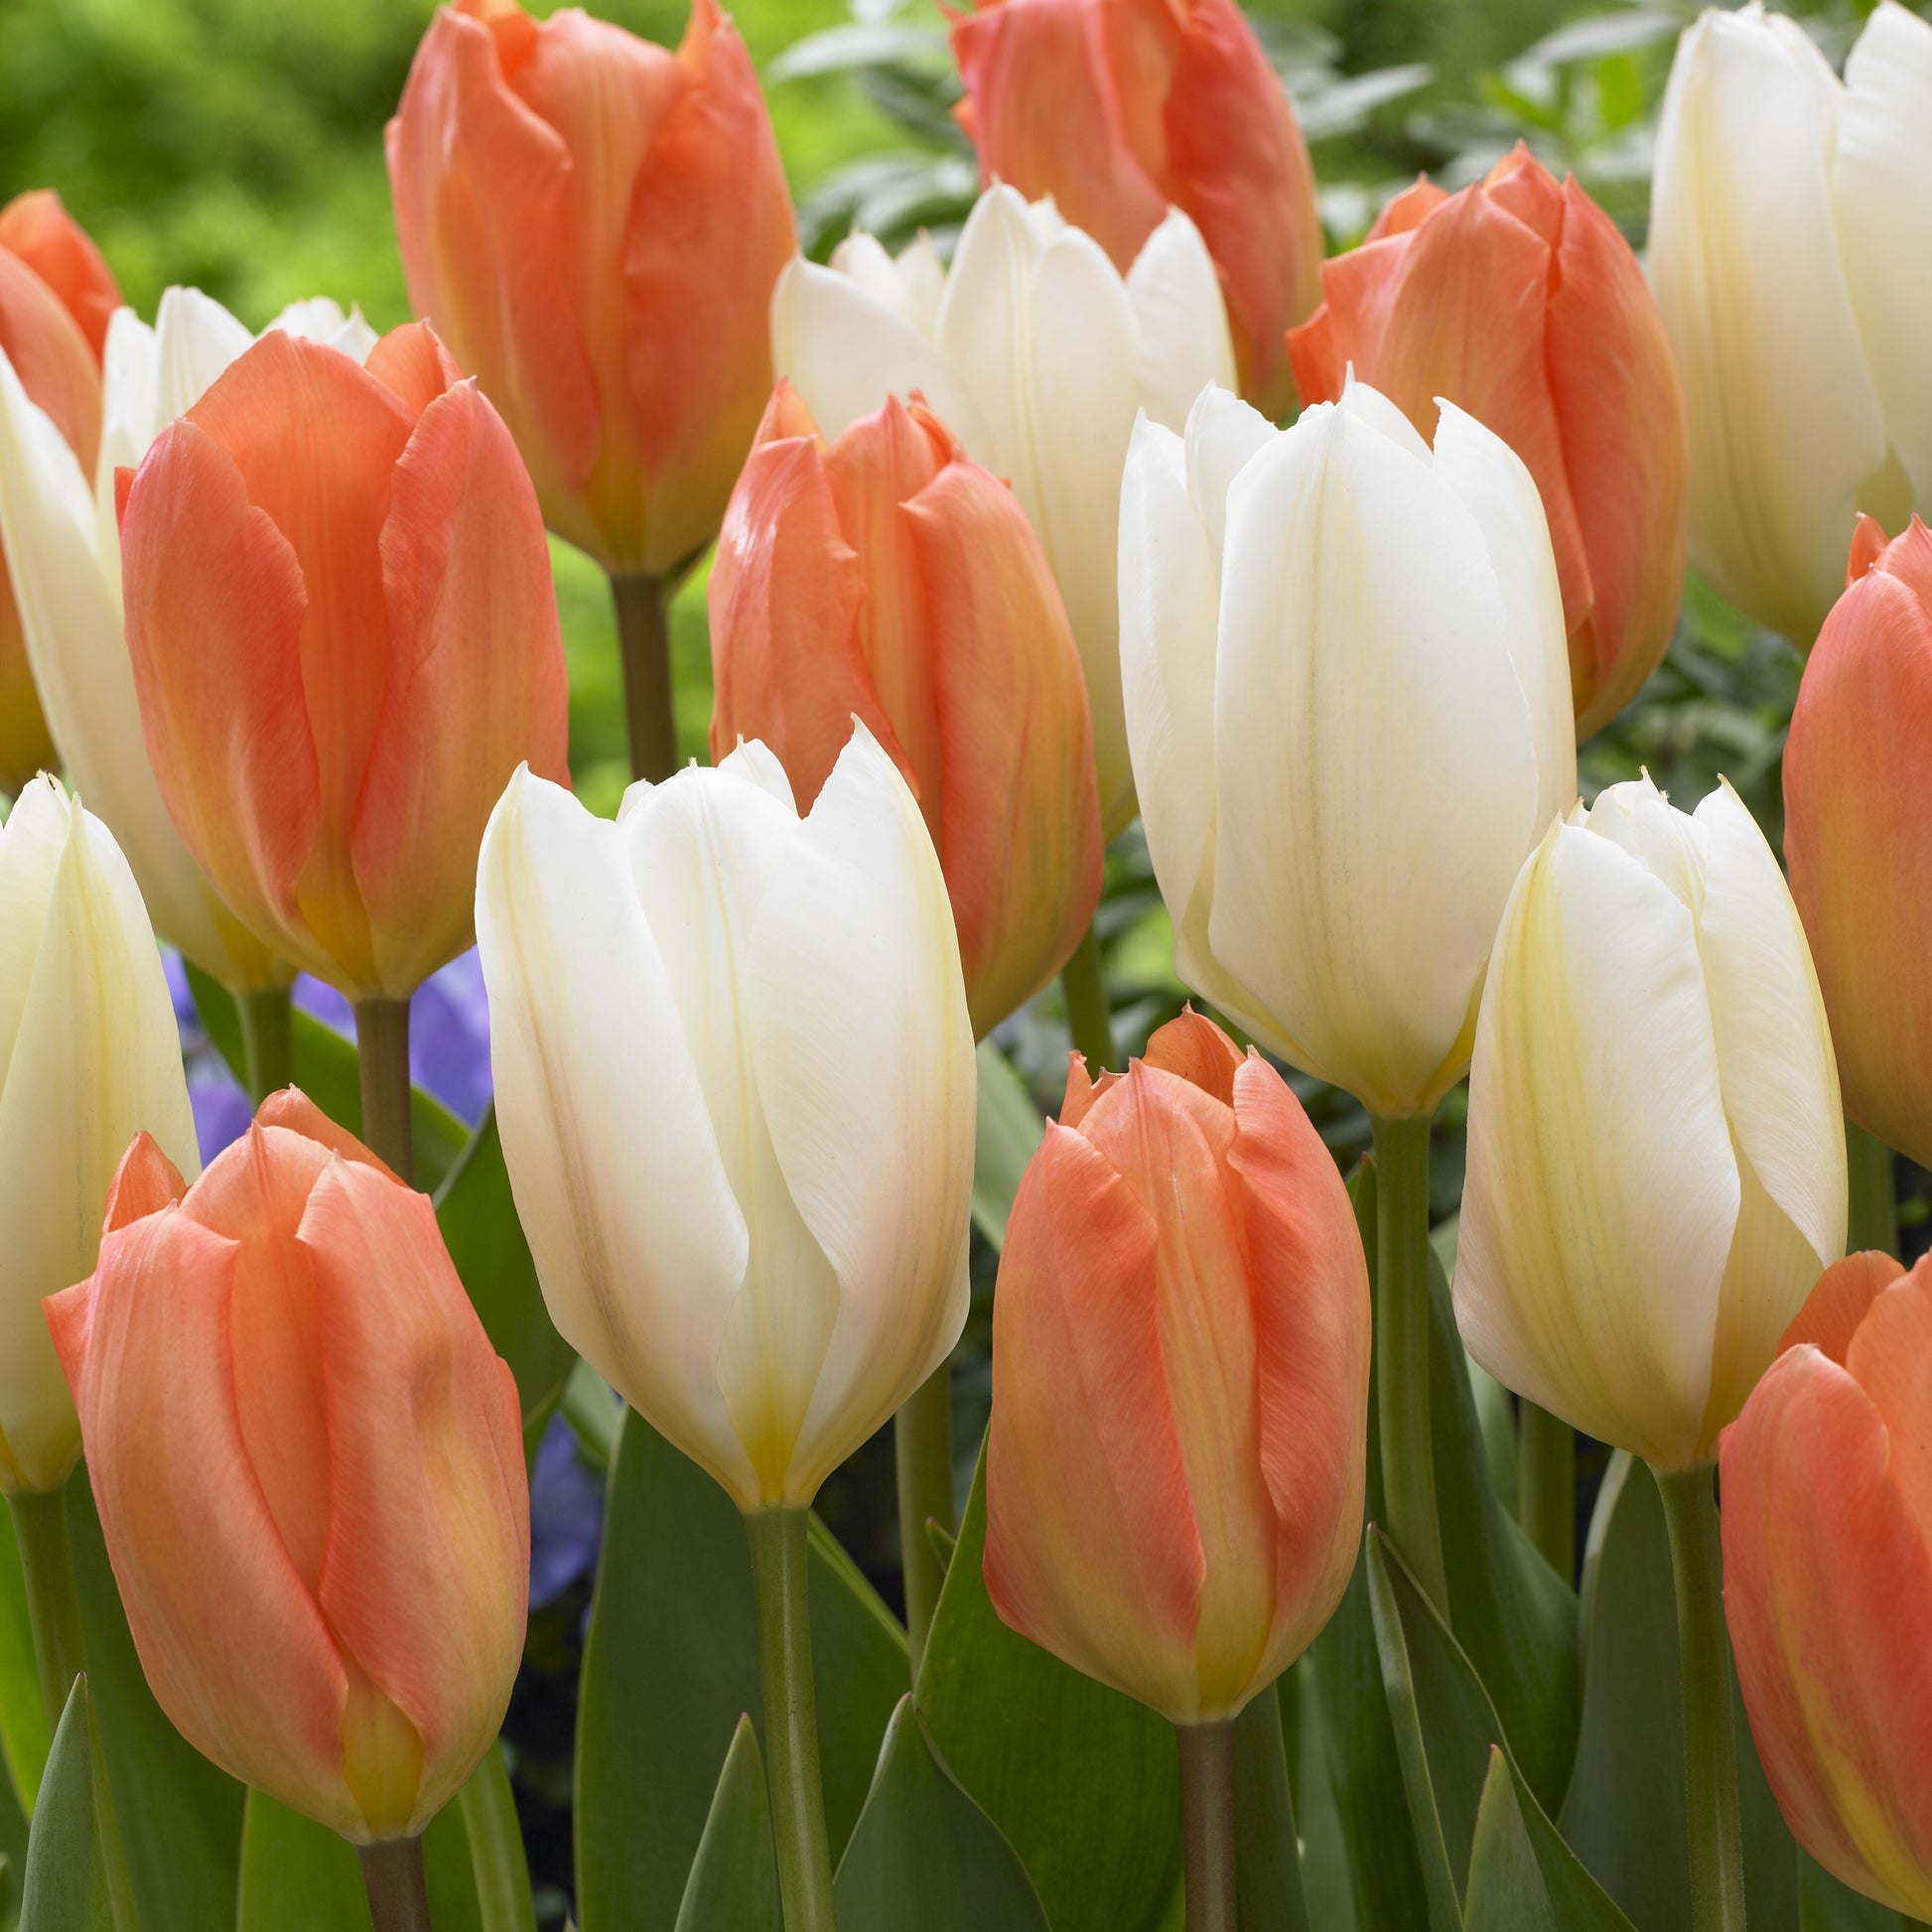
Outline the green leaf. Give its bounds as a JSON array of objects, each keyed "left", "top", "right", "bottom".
[
  {"left": 834, "top": 1697, "right": 1049, "bottom": 1932},
  {"left": 455, "top": 1745, "right": 537, "bottom": 1932},
  {"left": 1800, "top": 1851, "right": 1932, "bottom": 1930},
  {"left": 1279, "top": 1659, "right": 1358, "bottom": 1932},
  {"left": 18, "top": 1679, "right": 107, "bottom": 1932},
  {"left": 574, "top": 1413, "right": 904, "bottom": 1932},
  {"left": 1233, "top": 1680, "right": 1311, "bottom": 1932},
  {"left": 972, "top": 1041, "right": 1044, "bottom": 1250},
  {"left": 235, "top": 1792, "right": 368, "bottom": 1931},
  {"left": 0, "top": 1512, "right": 48, "bottom": 1814},
  {"left": 672, "top": 1718, "right": 779, "bottom": 1932},
  {"left": 1463, "top": 1744, "right": 1634, "bottom": 1932},
  {"left": 914, "top": 1441, "right": 1181, "bottom": 1932}
]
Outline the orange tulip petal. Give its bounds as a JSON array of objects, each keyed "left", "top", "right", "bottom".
[
  {"left": 364, "top": 321, "right": 463, "bottom": 417},
  {"left": 0, "top": 246, "right": 100, "bottom": 474},
  {"left": 1141, "top": 1007, "right": 1242, "bottom": 1106},
  {"left": 255, "top": 1089, "right": 398, "bottom": 1178},
  {"left": 1780, "top": 1250, "right": 1906, "bottom": 1364},
  {"left": 0, "top": 190, "right": 120, "bottom": 363}
]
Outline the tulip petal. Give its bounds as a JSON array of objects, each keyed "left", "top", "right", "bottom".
[
  {"left": 0, "top": 248, "right": 100, "bottom": 476},
  {"left": 151, "top": 287, "right": 255, "bottom": 433},
  {"left": 1780, "top": 1250, "right": 1904, "bottom": 1365},
  {"left": 1125, "top": 210, "right": 1236, "bottom": 434},
  {"left": 0, "top": 191, "right": 119, "bottom": 362}
]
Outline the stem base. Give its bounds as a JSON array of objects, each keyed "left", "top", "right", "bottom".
[
  {"left": 354, "top": 997, "right": 413, "bottom": 1184},
  {"left": 613, "top": 573, "right": 677, "bottom": 784},
  {"left": 1176, "top": 1719, "right": 1238, "bottom": 1932},
  {"left": 358, "top": 1837, "right": 432, "bottom": 1932}
]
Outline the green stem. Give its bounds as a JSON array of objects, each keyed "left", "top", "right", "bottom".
[
  {"left": 1370, "top": 1113, "right": 1448, "bottom": 1612},
  {"left": 613, "top": 572, "right": 677, "bottom": 784},
  {"left": 1657, "top": 1465, "right": 1746, "bottom": 1932},
  {"left": 1846, "top": 1121, "right": 1897, "bottom": 1259},
  {"left": 895, "top": 1365, "right": 953, "bottom": 1679},
  {"left": 8, "top": 1486, "right": 86, "bottom": 1735},
  {"left": 1176, "top": 1719, "right": 1238, "bottom": 1932},
  {"left": 1518, "top": 1402, "right": 1576, "bottom": 1585},
  {"left": 1060, "top": 921, "right": 1115, "bottom": 1072},
  {"left": 357, "top": 1837, "right": 433, "bottom": 1932},
  {"left": 746, "top": 1508, "right": 836, "bottom": 1932},
  {"left": 236, "top": 986, "right": 293, "bottom": 1103},
  {"left": 354, "top": 997, "right": 414, "bottom": 1185}
]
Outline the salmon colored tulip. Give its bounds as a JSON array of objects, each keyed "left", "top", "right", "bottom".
[
  {"left": 1784, "top": 515, "right": 1932, "bottom": 1170},
  {"left": 47, "top": 1093, "right": 529, "bottom": 1846},
  {"left": 0, "top": 192, "right": 119, "bottom": 363},
  {"left": 118, "top": 321, "right": 570, "bottom": 1001},
  {"left": 950, "top": 0, "right": 1320, "bottom": 418},
  {"left": 985, "top": 1009, "right": 1369, "bottom": 1724},
  {"left": 1721, "top": 1249, "right": 1932, "bottom": 1918},
  {"left": 1287, "top": 146, "right": 1688, "bottom": 739},
  {"left": 709, "top": 383, "right": 1104, "bottom": 1038},
  {"left": 387, "top": 0, "right": 797, "bottom": 579}
]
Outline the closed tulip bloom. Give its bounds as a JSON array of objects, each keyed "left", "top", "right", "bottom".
[
  {"left": 1288, "top": 146, "right": 1688, "bottom": 738},
  {"left": 773, "top": 185, "right": 1235, "bottom": 837},
  {"left": 710, "top": 383, "right": 1104, "bottom": 1037},
  {"left": 949, "top": 0, "right": 1320, "bottom": 417},
  {"left": 476, "top": 732, "right": 975, "bottom": 1511},
  {"left": 0, "top": 775, "right": 198, "bottom": 1495},
  {"left": 985, "top": 1009, "right": 1368, "bottom": 1723},
  {"left": 1120, "top": 380, "right": 1576, "bottom": 1119},
  {"left": 1650, "top": 1, "right": 1932, "bottom": 646},
  {"left": 46, "top": 1092, "right": 528, "bottom": 1844},
  {"left": 1454, "top": 775, "right": 1846, "bottom": 1471},
  {"left": 387, "top": 0, "right": 796, "bottom": 579},
  {"left": 1722, "top": 1250, "right": 1932, "bottom": 1918},
  {"left": 119, "top": 320, "right": 570, "bottom": 1001},
  {"left": 0, "top": 192, "right": 120, "bottom": 362}
]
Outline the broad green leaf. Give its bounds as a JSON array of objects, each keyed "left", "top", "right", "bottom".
[
  {"left": 1279, "top": 1659, "right": 1358, "bottom": 1932},
  {"left": 0, "top": 1512, "right": 47, "bottom": 1814},
  {"left": 672, "top": 1718, "right": 778, "bottom": 1932},
  {"left": 18, "top": 1678, "right": 106, "bottom": 1932},
  {"left": 456, "top": 1745, "right": 537, "bottom": 1932},
  {"left": 575, "top": 1414, "right": 904, "bottom": 1932},
  {"left": 915, "top": 1442, "right": 1181, "bottom": 1932},
  {"left": 834, "top": 1697, "right": 1049, "bottom": 1932},
  {"left": 1233, "top": 1680, "right": 1311, "bottom": 1932},
  {"left": 235, "top": 1792, "right": 368, "bottom": 1931},
  {"left": 1464, "top": 1745, "right": 1633, "bottom": 1932},
  {"left": 972, "top": 1041, "right": 1043, "bottom": 1250}
]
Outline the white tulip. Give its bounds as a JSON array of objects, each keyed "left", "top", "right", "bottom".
[
  {"left": 1649, "top": 0, "right": 1932, "bottom": 645},
  {"left": 0, "top": 774, "right": 199, "bottom": 1493},
  {"left": 1119, "top": 380, "right": 1577, "bottom": 1120},
  {"left": 1453, "top": 776, "right": 1846, "bottom": 1471},
  {"left": 476, "top": 728, "right": 977, "bottom": 1512},
  {"left": 0, "top": 288, "right": 375, "bottom": 992},
  {"left": 771, "top": 186, "right": 1236, "bottom": 838}
]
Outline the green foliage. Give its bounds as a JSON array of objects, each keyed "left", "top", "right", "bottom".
[
  {"left": 671, "top": 1719, "right": 781, "bottom": 1932},
  {"left": 18, "top": 1679, "right": 103, "bottom": 1932}
]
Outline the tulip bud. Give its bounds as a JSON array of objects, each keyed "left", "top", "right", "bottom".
[
  {"left": 1120, "top": 380, "right": 1576, "bottom": 1118},
  {"left": 1649, "top": 1, "right": 1932, "bottom": 645},
  {"left": 387, "top": 0, "right": 797, "bottom": 579},
  {"left": 1287, "top": 145, "right": 1688, "bottom": 738},
  {"left": 0, "top": 192, "right": 119, "bottom": 363},
  {"left": 948, "top": 0, "right": 1320, "bottom": 417},
  {"left": 985, "top": 1010, "right": 1368, "bottom": 1724},
  {"left": 46, "top": 1092, "right": 529, "bottom": 1844},
  {"left": 772, "top": 185, "right": 1235, "bottom": 839},
  {"left": 475, "top": 732, "right": 976, "bottom": 1512},
  {"left": 119, "top": 320, "right": 571, "bottom": 1001},
  {"left": 709, "top": 383, "right": 1104, "bottom": 1038},
  {"left": 0, "top": 774, "right": 198, "bottom": 1494},
  {"left": 1454, "top": 775, "right": 1846, "bottom": 1471}
]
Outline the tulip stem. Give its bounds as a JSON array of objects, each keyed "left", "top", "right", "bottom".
[
  {"left": 1518, "top": 1402, "right": 1576, "bottom": 1584},
  {"left": 354, "top": 997, "right": 413, "bottom": 1185},
  {"left": 357, "top": 1837, "right": 433, "bottom": 1932},
  {"left": 237, "top": 987, "right": 293, "bottom": 1102},
  {"left": 9, "top": 1485, "right": 86, "bottom": 1736},
  {"left": 1176, "top": 1719, "right": 1238, "bottom": 1932},
  {"left": 895, "top": 1364, "right": 953, "bottom": 1677},
  {"left": 1657, "top": 1464, "right": 1746, "bottom": 1932},
  {"left": 1370, "top": 1113, "right": 1448, "bottom": 1614},
  {"left": 1845, "top": 1121, "right": 1898, "bottom": 1259},
  {"left": 1060, "top": 922, "right": 1115, "bottom": 1072},
  {"left": 612, "top": 572, "right": 678, "bottom": 784},
  {"left": 746, "top": 1507, "right": 837, "bottom": 1932}
]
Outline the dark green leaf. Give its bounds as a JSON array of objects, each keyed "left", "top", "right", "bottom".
[
  {"left": 1233, "top": 1681, "right": 1311, "bottom": 1932},
  {"left": 1464, "top": 1744, "right": 1635, "bottom": 1932},
  {"left": 18, "top": 1678, "right": 109, "bottom": 1932},
  {"left": 672, "top": 1718, "right": 779, "bottom": 1932},
  {"left": 972, "top": 1042, "right": 1044, "bottom": 1251},
  {"left": 1278, "top": 1660, "right": 1358, "bottom": 1932},
  {"left": 235, "top": 1792, "right": 367, "bottom": 1931}
]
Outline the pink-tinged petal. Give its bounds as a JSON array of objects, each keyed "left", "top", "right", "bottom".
[
  {"left": 0, "top": 246, "right": 100, "bottom": 474},
  {"left": 0, "top": 191, "right": 120, "bottom": 364},
  {"left": 254, "top": 1089, "right": 397, "bottom": 1180},
  {"left": 1781, "top": 1250, "right": 1904, "bottom": 1365},
  {"left": 1844, "top": 1262, "right": 1932, "bottom": 1575},
  {"left": 1141, "top": 1006, "right": 1242, "bottom": 1107},
  {"left": 1875, "top": 517, "right": 1932, "bottom": 616},
  {"left": 1056, "top": 1052, "right": 1121, "bottom": 1130},
  {"left": 1369, "top": 177, "right": 1450, "bottom": 240},
  {"left": 1847, "top": 512, "right": 1890, "bottom": 584},
  {"left": 364, "top": 321, "right": 463, "bottom": 418}
]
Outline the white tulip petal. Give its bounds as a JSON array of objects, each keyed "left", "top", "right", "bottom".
[
  {"left": 1581, "top": 774, "right": 1707, "bottom": 913},
  {"left": 1335, "top": 376, "right": 1433, "bottom": 462},
  {"left": 96, "top": 309, "right": 159, "bottom": 532},
  {"left": 151, "top": 286, "right": 254, "bottom": 429},
  {"left": 716, "top": 736, "right": 798, "bottom": 810},
  {"left": 1182, "top": 385, "right": 1275, "bottom": 564},
  {"left": 1125, "top": 209, "right": 1237, "bottom": 434},
  {"left": 0, "top": 779, "right": 76, "bottom": 1090},
  {"left": 895, "top": 233, "right": 949, "bottom": 341},
  {"left": 267, "top": 297, "right": 377, "bottom": 364},
  {"left": 827, "top": 232, "right": 932, "bottom": 337}
]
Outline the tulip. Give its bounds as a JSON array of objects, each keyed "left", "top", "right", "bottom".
[
  {"left": 46, "top": 1091, "right": 528, "bottom": 1850},
  {"left": 1721, "top": 1249, "right": 1932, "bottom": 1920},
  {"left": 1287, "top": 145, "right": 1688, "bottom": 738},
  {"left": 772, "top": 184, "right": 1235, "bottom": 837},
  {"left": 1649, "top": 0, "right": 1932, "bottom": 646},
  {"left": 948, "top": 0, "right": 1320, "bottom": 417},
  {"left": 119, "top": 319, "right": 570, "bottom": 1004},
  {"left": 0, "top": 192, "right": 120, "bottom": 362},
  {"left": 709, "top": 382, "right": 1104, "bottom": 1038}
]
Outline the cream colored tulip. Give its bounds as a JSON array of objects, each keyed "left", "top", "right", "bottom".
[
  {"left": 476, "top": 729, "right": 977, "bottom": 1511},
  {"left": 1453, "top": 776, "right": 1847, "bottom": 1471},
  {"left": 771, "top": 186, "right": 1235, "bottom": 838},
  {"left": 0, "top": 774, "right": 199, "bottom": 1493}
]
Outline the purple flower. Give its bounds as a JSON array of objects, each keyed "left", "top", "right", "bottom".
[{"left": 527, "top": 1414, "right": 604, "bottom": 1608}]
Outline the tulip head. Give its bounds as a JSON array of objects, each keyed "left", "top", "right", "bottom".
[
  {"left": 1722, "top": 1250, "right": 1932, "bottom": 1917},
  {"left": 949, "top": 0, "right": 1320, "bottom": 416},
  {"left": 119, "top": 320, "right": 571, "bottom": 1001},
  {"left": 476, "top": 731, "right": 976, "bottom": 1512},
  {"left": 985, "top": 1010, "right": 1368, "bottom": 1725},
  {"left": 1288, "top": 146, "right": 1687, "bottom": 738},
  {"left": 709, "top": 383, "right": 1104, "bottom": 1037},
  {"left": 1454, "top": 776, "right": 1846, "bottom": 1471},
  {"left": 47, "top": 1092, "right": 528, "bottom": 1843},
  {"left": 1120, "top": 379, "right": 1576, "bottom": 1119},
  {"left": 0, "top": 192, "right": 119, "bottom": 364},
  {"left": 387, "top": 0, "right": 796, "bottom": 578}
]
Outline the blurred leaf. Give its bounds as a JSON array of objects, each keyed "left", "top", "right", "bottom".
[
  {"left": 972, "top": 1042, "right": 1045, "bottom": 1251},
  {"left": 672, "top": 1719, "right": 779, "bottom": 1932},
  {"left": 766, "top": 21, "right": 949, "bottom": 82},
  {"left": 1509, "top": 10, "right": 1681, "bottom": 70},
  {"left": 1299, "top": 64, "right": 1435, "bottom": 141},
  {"left": 18, "top": 1678, "right": 106, "bottom": 1932},
  {"left": 1233, "top": 1683, "right": 1312, "bottom": 1932},
  {"left": 1463, "top": 1745, "right": 1632, "bottom": 1932}
]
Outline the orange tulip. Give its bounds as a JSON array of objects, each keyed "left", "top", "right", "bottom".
[
  {"left": 0, "top": 191, "right": 119, "bottom": 363},
  {"left": 1286, "top": 145, "right": 1688, "bottom": 739},
  {"left": 118, "top": 321, "right": 570, "bottom": 1000},
  {"left": 949, "top": 0, "right": 1321, "bottom": 419},
  {"left": 46, "top": 1092, "right": 528, "bottom": 1846},
  {"left": 1784, "top": 515, "right": 1932, "bottom": 1170},
  {"left": 985, "top": 1009, "right": 1369, "bottom": 1723},
  {"left": 386, "top": 0, "right": 797, "bottom": 579},
  {"left": 709, "top": 383, "right": 1103, "bottom": 1038},
  {"left": 1721, "top": 1249, "right": 1932, "bottom": 1918}
]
